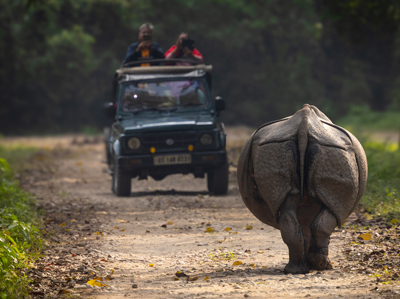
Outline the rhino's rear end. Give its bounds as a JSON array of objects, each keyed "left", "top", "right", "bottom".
[{"left": 238, "top": 104, "right": 367, "bottom": 228}]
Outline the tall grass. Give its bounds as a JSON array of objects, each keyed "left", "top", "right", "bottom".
[
  {"left": 360, "top": 141, "right": 400, "bottom": 219},
  {"left": 0, "top": 144, "right": 38, "bottom": 177},
  {"left": 336, "top": 106, "right": 400, "bottom": 220},
  {"left": 336, "top": 105, "right": 400, "bottom": 132},
  {"left": 0, "top": 150, "right": 42, "bottom": 298}
]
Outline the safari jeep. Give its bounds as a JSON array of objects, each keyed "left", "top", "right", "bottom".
[{"left": 104, "top": 60, "right": 228, "bottom": 197}]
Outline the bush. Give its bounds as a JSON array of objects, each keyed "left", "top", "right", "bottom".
[
  {"left": 0, "top": 158, "right": 42, "bottom": 298},
  {"left": 360, "top": 141, "right": 400, "bottom": 219},
  {"left": 337, "top": 105, "right": 400, "bottom": 132}
]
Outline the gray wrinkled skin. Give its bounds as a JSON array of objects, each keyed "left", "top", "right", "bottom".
[{"left": 237, "top": 104, "right": 368, "bottom": 274}]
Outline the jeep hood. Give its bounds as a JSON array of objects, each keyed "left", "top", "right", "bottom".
[{"left": 121, "top": 115, "right": 215, "bottom": 134}]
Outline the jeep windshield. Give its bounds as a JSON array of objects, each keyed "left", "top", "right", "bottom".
[{"left": 120, "top": 79, "right": 211, "bottom": 113}]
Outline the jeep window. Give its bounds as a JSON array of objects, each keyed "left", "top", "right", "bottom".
[{"left": 121, "top": 79, "right": 210, "bottom": 112}]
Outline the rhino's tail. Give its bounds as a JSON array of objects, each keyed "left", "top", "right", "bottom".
[{"left": 298, "top": 107, "right": 310, "bottom": 201}]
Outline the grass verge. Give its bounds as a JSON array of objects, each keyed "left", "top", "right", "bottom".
[
  {"left": 359, "top": 140, "right": 400, "bottom": 220},
  {"left": 336, "top": 105, "right": 400, "bottom": 132},
  {"left": 0, "top": 145, "right": 42, "bottom": 298},
  {"left": 335, "top": 107, "right": 400, "bottom": 220}
]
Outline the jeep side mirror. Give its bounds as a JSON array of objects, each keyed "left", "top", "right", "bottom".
[
  {"left": 104, "top": 102, "right": 116, "bottom": 119},
  {"left": 215, "top": 96, "right": 225, "bottom": 113}
]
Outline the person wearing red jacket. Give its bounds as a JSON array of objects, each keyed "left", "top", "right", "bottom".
[{"left": 164, "top": 33, "right": 204, "bottom": 63}]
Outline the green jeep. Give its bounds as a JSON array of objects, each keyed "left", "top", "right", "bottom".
[{"left": 104, "top": 60, "right": 228, "bottom": 196}]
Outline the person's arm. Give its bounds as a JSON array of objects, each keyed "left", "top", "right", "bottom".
[
  {"left": 165, "top": 45, "right": 178, "bottom": 59},
  {"left": 192, "top": 48, "right": 204, "bottom": 63},
  {"left": 182, "top": 47, "right": 204, "bottom": 63},
  {"left": 122, "top": 42, "right": 140, "bottom": 64}
]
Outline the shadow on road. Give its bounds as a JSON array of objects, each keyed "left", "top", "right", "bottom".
[{"left": 129, "top": 190, "right": 210, "bottom": 197}]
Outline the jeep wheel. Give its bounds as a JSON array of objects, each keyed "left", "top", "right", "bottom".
[
  {"left": 207, "top": 162, "right": 229, "bottom": 195},
  {"left": 112, "top": 165, "right": 131, "bottom": 197},
  {"left": 104, "top": 127, "right": 111, "bottom": 166}
]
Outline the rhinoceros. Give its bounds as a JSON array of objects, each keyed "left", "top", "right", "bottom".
[{"left": 237, "top": 104, "right": 367, "bottom": 274}]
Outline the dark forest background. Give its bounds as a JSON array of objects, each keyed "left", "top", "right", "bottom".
[{"left": 1, "top": 0, "right": 400, "bottom": 134}]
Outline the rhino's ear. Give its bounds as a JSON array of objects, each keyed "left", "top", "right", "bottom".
[{"left": 309, "top": 105, "right": 332, "bottom": 123}]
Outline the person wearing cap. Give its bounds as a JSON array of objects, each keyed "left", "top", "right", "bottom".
[
  {"left": 122, "top": 23, "right": 164, "bottom": 66},
  {"left": 165, "top": 32, "right": 203, "bottom": 63}
]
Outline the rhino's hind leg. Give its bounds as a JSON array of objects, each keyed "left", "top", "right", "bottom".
[
  {"left": 308, "top": 207, "right": 337, "bottom": 270},
  {"left": 279, "top": 194, "right": 309, "bottom": 274}
]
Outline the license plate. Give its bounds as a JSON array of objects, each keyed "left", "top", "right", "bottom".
[{"left": 153, "top": 154, "right": 191, "bottom": 165}]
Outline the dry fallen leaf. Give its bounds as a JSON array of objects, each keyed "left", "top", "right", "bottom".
[
  {"left": 118, "top": 219, "right": 129, "bottom": 223},
  {"left": 233, "top": 261, "right": 243, "bottom": 266},
  {"left": 59, "top": 223, "right": 67, "bottom": 227},
  {"left": 174, "top": 277, "right": 179, "bottom": 281},
  {"left": 206, "top": 227, "right": 215, "bottom": 233},
  {"left": 93, "top": 276, "right": 103, "bottom": 281},
  {"left": 262, "top": 266, "right": 267, "bottom": 268},
  {"left": 70, "top": 219, "right": 77, "bottom": 222},
  {"left": 246, "top": 224, "right": 253, "bottom": 230},
  {"left": 146, "top": 230, "right": 151, "bottom": 233},
  {"left": 114, "top": 226, "right": 119, "bottom": 229},
  {"left": 203, "top": 276, "right": 210, "bottom": 281},
  {"left": 187, "top": 276, "right": 199, "bottom": 282},
  {"left": 176, "top": 271, "right": 187, "bottom": 277},
  {"left": 364, "top": 213, "right": 373, "bottom": 220},
  {"left": 149, "top": 263, "right": 154, "bottom": 267},
  {"left": 121, "top": 229, "right": 126, "bottom": 232},
  {"left": 358, "top": 233, "right": 372, "bottom": 241},
  {"left": 167, "top": 221, "right": 174, "bottom": 225},
  {"left": 87, "top": 279, "right": 107, "bottom": 287},
  {"left": 224, "top": 227, "right": 232, "bottom": 231},
  {"left": 257, "top": 251, "right": 264, "bottom": 254},
  {"left": 59, "top": 290, "right": 69, "bottom": 294}
]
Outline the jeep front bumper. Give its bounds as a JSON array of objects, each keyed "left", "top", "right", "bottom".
[{"left": 116, "top": 150, "right": 227, "bottom": 177}]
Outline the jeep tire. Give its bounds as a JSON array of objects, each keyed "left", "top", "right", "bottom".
[
  {"left": 207, "top": 162, "right": 229, "bottom": 195},
  {"left": 104, "top": 127, "right": 111, "bottom": 166},
  {"left": 112, "top": 164, "right": 131, "bottom": 197}
]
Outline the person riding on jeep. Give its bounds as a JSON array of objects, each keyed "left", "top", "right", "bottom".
[
  {"left": 122, "top": 22, "right": 164, "bottom": 66},
  {"left": 165, "top": 32, "right": 204, "bottom": 64}
]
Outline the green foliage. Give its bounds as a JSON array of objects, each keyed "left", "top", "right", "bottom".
[
  {"left": 317, "top": 1, "right": 400, "bottom": 111},
  {"left": 360, "top": 141, "right": 400, "bottom": 219},
  {"left": 337, "top": 105, "right": 400, "bottom": 131},
  {"left": 81, "top": 125, "right": 101, "bottom": 135},
  {"left": 0, "top": 158, "right": 42, "bottom": 298},
  {"left": 1, "top": 0, "right": 400, "bottom": 133},
  {"left": 338, "top": 111, "right": 400, "bottom": 219},
  {"left": 0, "top": 144, "right": 38, "bottom": 177}
]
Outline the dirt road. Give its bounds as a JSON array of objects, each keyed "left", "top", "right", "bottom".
[{"left": 3, "top": 129, "right": 395, "bottom": 298}]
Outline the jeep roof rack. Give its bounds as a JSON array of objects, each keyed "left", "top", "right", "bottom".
[
  {"left": 116, "top": 59, "right": 212, "bottom": 77},
  {"left": 121, "top": 58, "right": 201, "bottom": 68}
]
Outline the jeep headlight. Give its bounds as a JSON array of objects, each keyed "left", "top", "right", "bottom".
[
  {"left": 199, "top": 133, "right": 213, "bottom": 146},
  {"left": 127, "top": 137, "right": 141, "bottom": 150}
]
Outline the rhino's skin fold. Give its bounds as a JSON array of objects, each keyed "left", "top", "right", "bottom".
[{"left": 237, "top": 104, "right": 368, "bottom": 274}]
